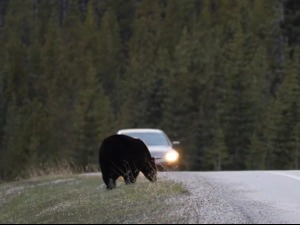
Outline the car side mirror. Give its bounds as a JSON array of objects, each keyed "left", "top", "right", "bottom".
[{"left": 172, "top": 141, "right": 181, "bottom": 146}]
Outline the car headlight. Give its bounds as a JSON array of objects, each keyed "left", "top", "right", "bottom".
[{"left": 165, "top": 151, "right": 179, "bottom": 163}]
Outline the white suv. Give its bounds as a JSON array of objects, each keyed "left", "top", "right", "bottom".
[{"left": 117, "top": 129, "right": 180, "bottom": 170}]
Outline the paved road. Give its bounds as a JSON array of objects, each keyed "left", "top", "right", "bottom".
[{"left": 161, "top": 171, "right": 300, "bottom": 224}]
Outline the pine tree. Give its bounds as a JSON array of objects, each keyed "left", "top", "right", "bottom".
[
  {"left": 281, "top": 0, "right": 300, "bottom": 47},
  {"left": 161, "top": 25, "right": 204, "bottom": 170},
  {"left": 119, "top": 0, "right": 161, "bottom": 128},
  {"left": 247, "top": 44, "right": 272, "bottom": 170},
  {"left": 0, "top": 0, "right": 8, "bottom": 27},
  {"left": 268, "top": 47, "right": 300, "bottom": 169},
  {"left": 39, "top": 10, "right": 76, "bottom": 164},
  {"left": 74, "top": 59, "right": 114, "bottom": 169},
  {"left": 204, "top": 120, "right": 229, "bottom": 171},
  {"left": 2, "top": 0, "right": 31, "bottom": 105},
  {"left": 101, "top": 0, "right": 135, "bottom": 48},
  {"left": 150, "top": 47, "right": 171, "bottom": 129},
  {"left": 159, "top": 0, "right": 196, "bottom": 53},
  {"left": 0, "top": 0, "right": 35, "bottom": 179},
  {"left": 0, "top": 2, "right": 6, "bottom": 177},
  {"left": 98, "top": 6, "right": 122, "bottom": 110},
  {"left": 294, "top": 123, "right": 300, "bottom": 169},
  {"left": 189, "top": 0, "right": 223, "bottom": 170},
  {"left": 219, "top": 19, "right": 256, "bottom": 170},
  {"left": 1, "top": 94, "right": 24, "bottom": 179},
  {"left": 0, "top": 69, "right": 5, "bottom": 179}
]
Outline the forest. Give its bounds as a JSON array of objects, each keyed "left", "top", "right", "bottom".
[{"left": 0, "top": 0, "right": 299, "bottom": 181}]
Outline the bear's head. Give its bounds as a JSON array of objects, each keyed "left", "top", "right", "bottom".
[{"left": 142, "top": 157, "right": 157, "bottom": 182}]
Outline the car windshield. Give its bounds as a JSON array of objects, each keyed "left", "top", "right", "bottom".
[{"left": 124, "top": 132, "right": 171, "bottom": 146}]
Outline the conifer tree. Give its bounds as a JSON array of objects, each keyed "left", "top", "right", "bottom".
[
  {"left": 282, "top": 0, "right": 300, "bottom": 47},
  {"left": 268, "top": 47, "right": 300, "bottom": 169},
  {"left": 0, "top": 70, "right": 6, "bottom": 179},
  {"left": 39, "top": 10, "right": 76, "bottom": 164},
  {"left": 205, "top": 124, "right": 229, "bottom": 171},
  {"left": 247, "top": 44, "right": 271, "bottom": 169},
  {"left": 219, "top": 19, "right": 256, "bottom": 169},
  {"left": 1, "top": 94, "right": 25, "bottom": 179},
  {"left": 293, "top": 123, "right": 300, "bottom": 169},
  {"left": 161, "top": 26, "right": 190, "bottom": 134},
  {"left": 74, "top": 58, "right": 114, "bottom": 169},
  {"left": 0, "top": 5, "right": 5, "bottom": 174},
  {"left": 98, "top": 6, "right": 122, "bottom": 109},
  {"left": 119, "top": 0, "right": 161, "bottom": 128},
  {"left": 160, "top": 0, "right": 196, "bottom": 53},
  {"left": 0, "top": 0, "right": 34, "bottom": 179}
]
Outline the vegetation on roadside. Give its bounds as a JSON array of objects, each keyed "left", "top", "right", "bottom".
[{"left": 0, "top": 174, "right": 188, "bottom": 224}]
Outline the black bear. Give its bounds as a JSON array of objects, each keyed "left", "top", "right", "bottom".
[{"left": 99, "top": 134, "right": 157, "bottom": 190}]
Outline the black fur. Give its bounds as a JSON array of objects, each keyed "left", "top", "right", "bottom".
[{"left": 99, "top": 134, "right": 157, "bottom": 190}]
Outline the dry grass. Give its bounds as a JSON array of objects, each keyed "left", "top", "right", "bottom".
[
  {"left": 26, "top": 161, "right": 76, "bottom": 179},
  {"left": 0, "top": 161, "right": 98, "bottom": 184},
  {"left": 0, "top": 173, "right": 188, "bottom": 224}
]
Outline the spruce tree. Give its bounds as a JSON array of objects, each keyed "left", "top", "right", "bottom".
[
  {"left": 247, "top": 44, "right": 271, "bottom": 170},
  {"left": 40, "top": 10, "right": 76, "bottom": 164},
  {"left": 119, "top": 0, "right": 161, "bottom": 128},
  {"left": 98, "top": 6, "right": 122, "bottom": 111},
  {"left": 74, "top": 58, "right": 114, "bottom": 169},
  {"left": 159, "top": 0, "right": 196, "bottom": 53},
  {"left": 269, "top": 47, "right": 300, "bottom": 169},
  {"left": 281, "top": 0, "right": 300, "bottom": 47},
  {"left": 220, "top": 20, "right": 255, "bottom": 170},
  {"left": 205, "top": 124, "right": 229, "bottom": 171}
]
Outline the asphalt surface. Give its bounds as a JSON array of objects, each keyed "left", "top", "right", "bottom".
[{"left": 161, "top": 171, "right": 300, "bottom": 224}]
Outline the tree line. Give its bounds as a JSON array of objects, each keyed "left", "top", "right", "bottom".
[{"left": 0, "top": 0, "right": 299, "bottom": 181}]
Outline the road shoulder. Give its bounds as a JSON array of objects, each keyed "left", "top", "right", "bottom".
[{"left": 162, "top": 172, "right": 286, "bottom": 224}]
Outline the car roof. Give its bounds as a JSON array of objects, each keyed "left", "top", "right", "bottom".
[{"left": 117, "top": 129, "right": 164, "bottom": 134}]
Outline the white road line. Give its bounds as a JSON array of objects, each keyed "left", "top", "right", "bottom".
[{"left": 268, "top": 172, "right": 300, "bottom": 181}]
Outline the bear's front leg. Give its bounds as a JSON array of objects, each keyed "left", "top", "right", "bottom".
[
  {"left": 124, "top": 170, "right": 139, "bottom": 184},
  {"left": 108, "top": 178, "right": 116, "bottom": 190},
  {"left": 103, "top": 173, "right": 117, "bottom": 190},
  {"left": 124, "top": 172, "right": 134, "bottom": 184}
]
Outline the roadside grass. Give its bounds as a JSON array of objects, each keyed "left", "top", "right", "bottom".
[{"left": 0, "top": 173, "right": 188, "bottom": 224}]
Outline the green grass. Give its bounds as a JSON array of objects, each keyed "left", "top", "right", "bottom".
[{"left": 0, "top": 173, "right": 188, "bottom": 224}]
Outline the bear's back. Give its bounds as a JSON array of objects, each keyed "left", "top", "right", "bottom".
[{"left": 99, "top": 134, "right": 151, "bottom": 162}]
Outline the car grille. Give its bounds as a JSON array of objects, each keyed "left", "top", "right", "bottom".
[{"left": 150, "top": 151, "right": 166, "bottom": 159}]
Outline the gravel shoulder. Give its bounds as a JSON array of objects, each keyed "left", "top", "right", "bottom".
[{"left": 162, "top": 172, "right": 286, "bottom": 224}]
